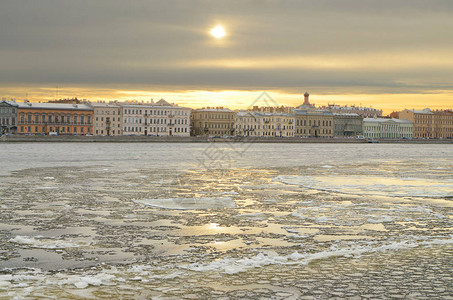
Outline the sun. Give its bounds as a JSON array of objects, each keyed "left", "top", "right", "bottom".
[{"left": 210, "top": 25, "right": 226, "bottom": 39}]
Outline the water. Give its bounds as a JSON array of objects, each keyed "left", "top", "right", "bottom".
[{"left": 0, "top": 143, "right": 452, "bottom": 298}]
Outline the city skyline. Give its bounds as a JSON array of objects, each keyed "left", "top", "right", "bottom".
[{"left": 1, "top": 0, "right": 453, "bottom": 114}]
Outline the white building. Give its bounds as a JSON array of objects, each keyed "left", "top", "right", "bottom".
[
  {"left": 122, "top": 99, "right": 191, "bottom": 136},
  {"left": 363, "top": 117, "right": 413, "bottom": 139}
]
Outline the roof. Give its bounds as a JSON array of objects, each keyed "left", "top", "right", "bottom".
[
  {"left": 293, "top": 109, "right": 333, "bottom": 116},
  {"left": 16, "top": 102, "right": 93, "bottom": 111},
  {"left": 89, "top": 102, "right": 121, "bottom": 108},
  {"left": 363, "top": 118, "right": 413, "bottom": 124},
  {"left": 0, "top": 101, "right": 19, "bottom": 107},
  {"left": 194, "top": 108, "right": 234, "bottom": 113},
  {"left": 236, "top": 111, "right": 294, "bottom": 117},
  {"left": 333, "top": 113, "right": 361, "bottom": 117},
  {"left": 405, "top": 108, "right": 433, "bottom": 114}
]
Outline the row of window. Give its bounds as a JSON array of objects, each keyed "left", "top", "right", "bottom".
[
  {"left": 124, "top": 118, "right": 188, "bottom": 125},
  {"left": 1, "top": 117, "right": 15, "bottom": 125},
  {"left": 236, "top": 130, "right": 294, "bottom": 137},
  {"left": 124, "top": 126, "right": 188, "bottom": 133},
  {"left": 296, "top": 119, "right": 333, "bottom": 127},
  {"left": 198, "top": 113, "right": 234, "bottom": 119},
  {"left": 0, "top": 107, "right": 16, "bottom": 114},
  {"left": 236, "top": 124, "right": 294, "bottom": 130},
  {"left": 19, "top": 114, "right": 91, "bottom": 124},
  {"left": 95, "top": 129, "right": 122, "bottom": 135},
  {"left": 296, "top": 129, "right": 332, "bottom": 135},
  {"left": 202, "top": 123, "right": 233, "bottom": 129},
  {"left": 95, "top": 109, "right": 121, "bottom": 115},
  {"left": 19, "top": 126, "right": 90, "bottom": 134},
  {"left": 124, "top": 109, "right": 188, "bottom": 116},
  {"left": 95, "top": 117, "right": 120, "bottom": 122}
]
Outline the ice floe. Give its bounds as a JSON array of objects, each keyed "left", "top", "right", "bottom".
[
  {"left": 275, "top": 175, "right": 453, "bottom": 198},
  {"left": 9, "top": 236, "right": 91, "bottom": 249},
  {"left": 132, "top": 197, "right": 236, "bottom": 210},
  {"left": 180, "top": 237, "right": 453, "bottom": 274}
]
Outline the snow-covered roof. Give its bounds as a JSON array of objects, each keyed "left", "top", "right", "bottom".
[
  {"left": 16, "top": 102, "right": 93, "bottom": 111},
  {"left": 194, "top": 108, "right": 234, "bottom": 113},
  {"left": 333, "top": 113, "right": 360, "bottom": 117},
  {"left": 406, "top": 108, "right": 433, "bottom": 114},
  {"left": 363, "top": 118, "right": 412, "bottom": 124},
  {"left": 89, "top": 102, "right": 121, "bottom": 108}
]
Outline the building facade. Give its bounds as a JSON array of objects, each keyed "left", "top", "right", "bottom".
[
  {"left": 235, "top": 111, "right": 264, "bottom": 137},
  {"left": 122, "top": 99, "right": 191, "bottom": 136},
  {"left": 191, "top": 108, "right": 235, "bottom": 136},
  {"left": 293, "top": 109, "right": 334, "bottom": 137},
  {"left": 363, "top": 117, "right": 413, "bottom": 139},
  {"left": 90, "top": 102, "right": 123, "bottom": 136},
  {"left": 333, "top": 113, "right": 363, "bottom": 137},
  {"left": 398, "top": 108, "right": 453, "bottom": 139},
  {"left": 17, "top": 102, "right": 93, "bottom": 135},
  {"left": 0, "top": 101, "right": 18, "bottom": 134},
  {"left": 235, "top": 111, "right": 295, "bottom": 137}
]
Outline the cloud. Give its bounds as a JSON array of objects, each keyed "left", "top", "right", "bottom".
[{"left": 0, "top": 0, "right": 452, "bottom": 97}]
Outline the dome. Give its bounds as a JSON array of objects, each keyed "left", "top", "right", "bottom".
[{"left": 304, "top": 91, "right": 309, "bottom": 97}]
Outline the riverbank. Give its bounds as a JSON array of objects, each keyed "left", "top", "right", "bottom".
[{"left": 1, "top": 135, "right": 452, "bottom": 143}]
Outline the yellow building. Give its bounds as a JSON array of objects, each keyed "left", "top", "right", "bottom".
[
  {"left": 398, "top": 108, "right": 453, "bottom": 139},
  {"left": 235, "top": 111, "right": 294, "bottom": 137},
  {"left": 292, "top": 92, "right": 334, "bottom": 138},
  {"left": 293, "top": 109, "right": 334, "bottom": 137},
  {"left": 90, "top": 102, "right": 123, "bottom": 136},
  {"left": 191, "top": 107, "right": 235, "bottom": 136}
]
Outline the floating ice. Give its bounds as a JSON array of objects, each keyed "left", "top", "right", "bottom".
[
  {"left": 63, "top": 274, "right": 116, "bottom": 289},
  {"left": 9, "top": 236, "right": 91, "bottom": 249},
  {"left": 275, "top": 175, "right": 453, "bottom": 198},
  {"left": 43, "top": 177, "right": 54, "bottom": 180},
  {"left": 180, "top": 237, "right": 453, "bottom": 274},
  {"left": 133, "top": 197, "right": 236, "bottom": 210}
]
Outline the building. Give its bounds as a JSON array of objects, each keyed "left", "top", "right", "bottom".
[
  {"left": 16, "top": 101, "right": 93, "bottom": 135},
  {"left": 263, "top": 113, "right": 295, "bottom": 137},
  {"left": 320, "top": 104, "right": 382, "bottom": 118},
  {"left": 122, "top": 99, "right": 191, "bottom": 136},
  {"left": 0, "top": 101, "right": 18, "bottom": 134},
  {"left": 191, "top": 107, "right": 235, "bottom": 136},
  {"left": 291, "top": 92, "right": 334, "bottom": 138},
  {"left": 333, "top": 113, "right": 363, "bottom": 137},
  {"left": 90, "top": 102, "right": 123, "bottom": 136},
  {"left": 398, "top": 108, "right": 453, "bottom": 139},
  {"left": 293, "top": 109, "right": 334, "bottom": 137},
  {"left": 235, "top": 111, "right": 264, "bottom": 137},
  {"left": 363, "top": 117, "right": 413, "bottom": 139},
  {"left": 235, "top": 111, "right": 295, "bottom": 137}
]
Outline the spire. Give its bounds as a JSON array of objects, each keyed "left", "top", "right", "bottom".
[{"left": 303, "top": 91, "right": 310, "bottom": 105}]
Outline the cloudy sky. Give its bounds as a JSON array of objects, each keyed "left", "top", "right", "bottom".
[{"left": 1, "top": 0, "right": 452, "bottom": 113}]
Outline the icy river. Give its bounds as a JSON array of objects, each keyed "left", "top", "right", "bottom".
[{"left": 0, "top": 142, "right": 452, "bottom": 299}]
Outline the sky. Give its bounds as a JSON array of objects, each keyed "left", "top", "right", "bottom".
[{"left": 1, "top": 0, "right": 452, "bottom": 114}]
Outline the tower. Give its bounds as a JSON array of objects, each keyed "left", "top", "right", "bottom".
[{"left": 303, "top": 91, "right": 310, "bottom": 105}]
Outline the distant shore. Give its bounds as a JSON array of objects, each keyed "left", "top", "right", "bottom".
[{"left": 1, "top": 135, "right": 452, "bottom": 144}]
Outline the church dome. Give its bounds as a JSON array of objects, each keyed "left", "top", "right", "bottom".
[{"left": 304, "top": 91, "right": 309, "bottom": 97}]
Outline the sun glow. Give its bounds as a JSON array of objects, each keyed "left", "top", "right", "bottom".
[{"left": 210, "top": 25, "right": 226, "bottom": 39}]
